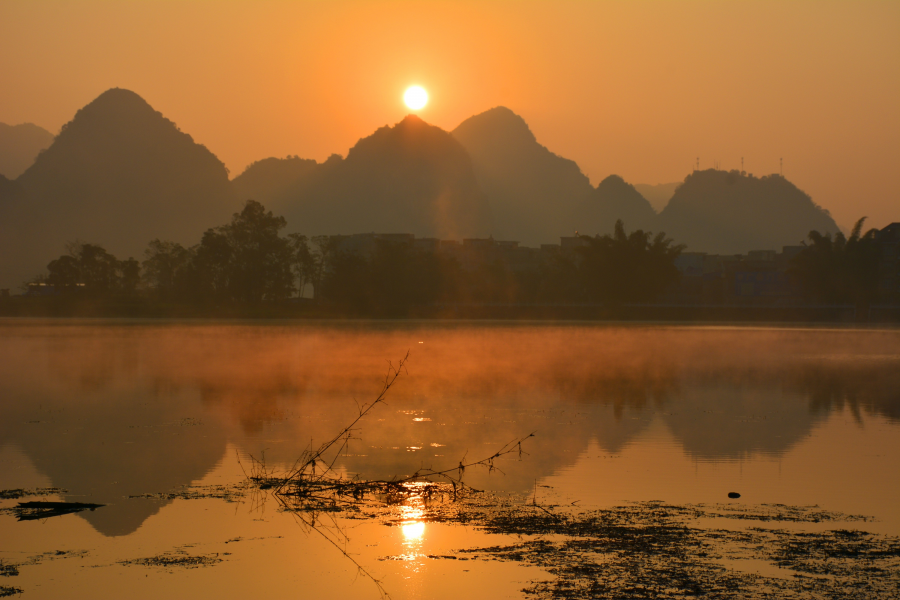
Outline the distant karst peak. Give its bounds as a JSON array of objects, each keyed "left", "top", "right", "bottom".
[{"left": 453, "top": 106, "right": 537, "bottom": 145}]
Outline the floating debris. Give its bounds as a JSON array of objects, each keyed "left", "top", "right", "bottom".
[
  {"left": 442, "top": 501, "right": 900, "bottom": 599},
  {"left": 119, "top": 551, "right": 223, "bottom": 570},
  {"left": 0, "top": 488, "right": 66, "bottom": 500},
  {"left": 13, "top": 501, "right": 105, "bottom": 521},
  {"left": 0, "top": 586, "right": 24, "bottom": 598},
  {"left": 129, "top": 484, "right": 246, "bottom": 502}
]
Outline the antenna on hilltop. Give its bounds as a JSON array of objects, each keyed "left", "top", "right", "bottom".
[
  {"left": 780, "top": 157, "right": 783, "bottom": 176},
  {"left": 741, "top": 157, "right": 744, "bottom": 173},
  {"left": 695, "top": 157, "right": 700, "bottom": 171}
]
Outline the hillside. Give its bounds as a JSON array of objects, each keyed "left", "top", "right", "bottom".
[
  {"left": 0, "top": 88, "right": 236, "bottom": 289},
  {"left": 277, "top": 115, "right": 493, "bottom": 240},
  {"left": 575, "top": 175, "right": 658, "bottom": 236},
  {"left": 232, "top": 155, "right": 319, "bottom": 205},
  {"left": 0, "top": 122, "right": 54, "bottom": 179},
  {"left": 657, "top": 169, "right": 840, "bottom": 253},
  {"left": 452, "top": 107, "right": 592, "bottom": 244}
]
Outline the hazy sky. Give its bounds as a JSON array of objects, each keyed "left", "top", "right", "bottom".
[{"left": 1, "top": 0, "right": 897, "bottom": 230}]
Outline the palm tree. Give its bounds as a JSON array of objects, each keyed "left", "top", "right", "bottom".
[
  {"left": 578, "top": 220, "right": 685, "bottom": 305},
  {"left": 789, "top": 217, "right": 882, "bottom": 316}
]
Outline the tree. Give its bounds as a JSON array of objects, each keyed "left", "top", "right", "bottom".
[
  {"left": 119, "top": 257, "right": 141, "bottom": 294},
  {"left": 46, "top": 254, "right": 81, "bottom": 290},
  {"left": 288, "top": 233, "right": 315, "bottom": 298},
  {"left": 44, "top": 242, "right": 137, "bottom": 295},
  {"left": 71, "top": 243, "right": 120, "bottom": 291},
  {"left": 142, "top": 239, "right": 193, "bottom": 300},
  {"left": 789, "top": 217, "right": 882, "bottom": 312},
  {"left": 578, "top": 220, "right": 684, "bottom": 305},
  {"left": 307, "top": 235, "right": 342, "bottom": 301},
  {"left": 193, "top": 200, "right": 295, "bottom": 303}
]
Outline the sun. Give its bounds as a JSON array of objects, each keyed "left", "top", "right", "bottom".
[{"left": 403, "top": 85, "right": 428, "bottom": 110}]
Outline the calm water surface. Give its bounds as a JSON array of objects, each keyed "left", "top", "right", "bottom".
[{"left": 1, "top": 320, "right": 898, "bottom": 598}]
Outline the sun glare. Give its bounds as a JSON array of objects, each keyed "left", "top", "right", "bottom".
[{"left": 403, "top": 85, "right": 428, "bottom": 110}]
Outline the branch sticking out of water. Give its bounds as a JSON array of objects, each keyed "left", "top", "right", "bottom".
[{"left": 245, "top": 350, "right": 534, "bottom": 509}]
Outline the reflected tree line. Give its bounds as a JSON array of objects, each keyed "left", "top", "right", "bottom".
[{"left": 31, "top": 200, "right": 887, "bottom": 313}]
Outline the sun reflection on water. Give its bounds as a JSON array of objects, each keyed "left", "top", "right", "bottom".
[
  {"left": 402, "top": 520, "right": 425, "bottom": 541},
  {"left": 394, "top": 490, "right": 428, "bottom": 569},
  {"left": 400, "top": 504, "right": 425, "bottom": 544}
]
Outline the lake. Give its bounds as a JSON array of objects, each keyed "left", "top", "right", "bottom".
[{"left": 1, "top": 320, "right": 898, "bottom": 598}]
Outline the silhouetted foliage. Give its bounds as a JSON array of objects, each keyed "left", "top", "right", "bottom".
[
  {"left": 142, "top": 240, "right": 193, "bottom": 301},
  {"left": 43, "top": 242, "right": 139, "bottom": 295},
  {"left": 536, "top": 253, "right": 581, "bottom": 303},
  {"left": 578, "top": 220, "right": 684, "bottom": 305},
  {"left": 320, "top": 240, "right": 452, "bottom": 313},
  {"left": 193, "top": 200, "right": 296, "bottom": 303},
  {"left": 287, "top": 233, "right": 315, "bottom": 298},
  {"left": 139, "top": 200, "right": 297, "bottom": 303},
  {"left": 320, "top": 251, "right": 371, "bottom": 311},
  {"left": 789, "top": 217, "right": 882, "bottom": 310}
]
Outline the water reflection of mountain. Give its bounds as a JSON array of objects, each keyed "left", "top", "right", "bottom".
[{"left": 0, "top": 323, "right": 897, "bottom": 536}]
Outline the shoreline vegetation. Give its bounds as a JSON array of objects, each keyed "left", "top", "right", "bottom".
[
  {"left": 3, "top": 200, "right": 897, "bottom": 323},
  {"left": 2, "top": 296, "right": 899, "bottom": 323}
]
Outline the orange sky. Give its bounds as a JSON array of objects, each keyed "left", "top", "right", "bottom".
[{"left": 1, "top": 0, "right": 897, "bottom": 230}]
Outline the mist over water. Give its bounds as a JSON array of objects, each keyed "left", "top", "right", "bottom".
[{"left": 1, "top": 320, "right": 897, "bottom": 538}]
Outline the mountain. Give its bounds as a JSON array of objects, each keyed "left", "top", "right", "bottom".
[
  {"left": 276, "top": 115, "right": 493, "bottom": 240},
  {"left": 452, "top": 107, "right": 592, "bottom": 245},
  {"left": 0, "top": 122, "right": 54, "bottom": 179},
  {"left": 0, "top": 173, "right": 21, "bottom": 197},
  {"left": 634, "top": 182, "right": 680, "bottom": 212},
  {"left": 575, "top": 175, "right": 658, "bottom": 236},
  {"left": 232, "top": 155, "right": 318, "bottom": 206},
  {"left": 0, "top": 88, "right": 236, "bottom": 288},
  {"left": 657, "top": 169, "right": 840, "bottom": 254}
]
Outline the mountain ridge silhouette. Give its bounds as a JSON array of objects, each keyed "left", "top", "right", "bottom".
[
  {"left": 0, "top": 89, "right": 850, "bottom": 289},
  {"left": 254, "top": 114, "right": 494, "bottom": 240},
  {"left": 452, "top": 106, "right": 593, "bottom": 244},
  {"left": 575, "top": 174, "right": 658, "bottom": 236},
  {"left": 0, "top": 88, "right": 237, "bottom": 288},
  {"left": 0, "top": 122, "right": 54, "bottom": 180},
  {"left": 657, "top": 169, "right": 840, "bottom": 254}
]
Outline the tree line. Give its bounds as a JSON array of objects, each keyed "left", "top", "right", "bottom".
[
  {"left": 29, "top": 200, "right": 887, "bottom": 314},
  {"left": 788, "top": 217, "right": 886, "bottom": 313}
]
